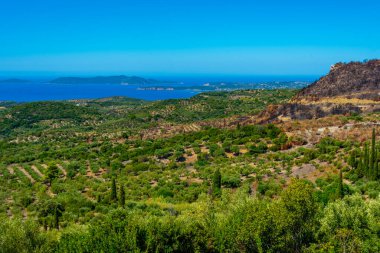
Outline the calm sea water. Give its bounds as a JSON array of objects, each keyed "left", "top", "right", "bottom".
[
  {"left": 0, "top": 82, "right": 202, "bottom": 102},
  {"left": 0, "top": 76, "right": 317, "bottom": 102}
]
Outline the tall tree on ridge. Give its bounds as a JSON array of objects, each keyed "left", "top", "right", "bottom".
[
  {"left": 370, "top": 128, "right": 376, "bottom": 179},
  {"left": 364, "top": 142, "right": 369, "bottom": 177},
  {"left": 111, "top": 178, "right": 118, "bottom": 201},
  {"left": 119, "top": 184, "right": 125, "bottom": 208},
  {"left": 338, "top": 169, "right": 344, "bottom": 199},
  {"left": 212, "top": 168, "right": 222, "bottom": 198}
]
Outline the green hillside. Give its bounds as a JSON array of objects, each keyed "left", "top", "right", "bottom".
[{"left": 1, "top": 89, "right": 380, "bottom": 252}]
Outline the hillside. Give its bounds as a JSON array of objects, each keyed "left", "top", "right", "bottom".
[
  {"left": 257, "top": 60, "right": 380, "bottom": 123},
  {"left": 0, "top": 101, "right": 101, "bottom": 136},
  {"left": 2, "top": 80, "right": 380, "bottom": 252},
  {"left": 0, "top": 90, "right": 295, "bottom": 139},
  {"left": 295, "top": 60, "right": 380, "bottom": 101}
]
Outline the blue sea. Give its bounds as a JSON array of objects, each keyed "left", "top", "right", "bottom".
[
  {"left": 0, "top": 76, "right": 317, "bottom": 102},
  {"left": 0, "top": 81, "right": 202, "bottom": 102}
]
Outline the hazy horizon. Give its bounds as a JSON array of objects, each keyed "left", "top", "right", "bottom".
[{"left": 0, "top": 72, "right": 320, "bottom": 82}]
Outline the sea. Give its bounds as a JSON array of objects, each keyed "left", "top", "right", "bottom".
[{"left": 0, "top": 76, "right": 317, "bottom": 102}]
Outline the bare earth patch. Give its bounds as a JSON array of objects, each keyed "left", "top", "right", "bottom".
[
  {"left": 184, "top": 149, "right": 198, "bottom": 164},
  {"left": 7, "top": 166, "right": 14, "bottom": 175},
  {"left": 31, "top": 165, "right": 44, "bottom": 177},
  {"left": 292, "top": 164, "right": 317, "bottom": 179},
  {"left": 180, "top": 176, "right": 204, "bottom": 184},
  {"left": 57, "top": 164, "right": 67, "bottom": 178}
]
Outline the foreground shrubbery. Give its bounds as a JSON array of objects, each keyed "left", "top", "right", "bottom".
[
  {"left": 0, "top": 218, "right": 58, "bottom": 253},
  {"left": 2, "top": 180, "right": 380, "bottom": 253}
]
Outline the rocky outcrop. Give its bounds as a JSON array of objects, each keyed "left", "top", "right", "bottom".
[
  {"left": 258, "top": 60, "right": 380, "bottom": 123},
  {"left": 294, "top": 60, "right": 380, "bottom": 101},
  {"left": 257, "top": 103, "right": 366, "bottom": 123}
]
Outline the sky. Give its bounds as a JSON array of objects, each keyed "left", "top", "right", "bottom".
[{"left": 0, "top": 0, "right": 379, "bottom": 77}]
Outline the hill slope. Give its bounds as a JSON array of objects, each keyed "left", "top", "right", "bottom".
[
  {"left": 257, "top": 60, "right": 380, "bottom": 123},
  {"left": 0, "top": 102, "right": 100, "bottom": 136},
  {"left": 295, "top": 60, "right": 380, "bottom": 101}
]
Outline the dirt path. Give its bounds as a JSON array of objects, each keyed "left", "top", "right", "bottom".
[
  {"left": 18, "top": 166, "right": 36, "bottom": 183},
  {"left": 6, "top": 208, "right": 13, "bottom": 218},
  {"left": 57, "top": 164, "right": 67, "bottom": 178},
  {"left": 5, "top": 198, "right": 13, "bottom": 218},
  {"left": 47, "top": 187, "right": 55, "bottom": 197},
  {"left": 86, "top": 164, "right": 95, "bottom": 178},
  {"left": 7, "top": 166, "right": 14, "bottom": 175},
  {"left": 81, "top": 187, "right": 95, "bottom": 201},
  {"left": 31, "top": 165, "right": 44, "bottom": 177},
  {"left": 279, "top": 143, "right": 314, "bottom": 154},
  {"left": 184, "top": 149, "right": 198, "bottom": 164},
  {"left": 291, "top": 164, "right": 317, "bottom": 179},
  {"left": 22, "top": 209, "right": 28, "bottom": 220}
]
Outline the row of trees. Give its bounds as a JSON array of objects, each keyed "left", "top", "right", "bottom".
[
  {"left": 111, "top": 178, "right": 126, "bottom": 208},
  {"left": 349, "top": 128, "right": 379, "bottom": 180}
]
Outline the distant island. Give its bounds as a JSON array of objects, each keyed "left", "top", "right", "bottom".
[
  {"left": 49, "top": 75, "right": 168, "bottom": 85},
  {"left": 0, "top": 78, "right": 30, "bottom": 83}
]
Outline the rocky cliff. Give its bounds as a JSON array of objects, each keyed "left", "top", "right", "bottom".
[
  {"left": 294, "top": 60, "right": 380, "bottom": 101},
  {"left": 257, "top": 60, "right": 380, "bottom": 123}
]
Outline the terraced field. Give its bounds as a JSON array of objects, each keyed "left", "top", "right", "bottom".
[{"left": 2, "top": 86, "right": 380, "bottom": 252}]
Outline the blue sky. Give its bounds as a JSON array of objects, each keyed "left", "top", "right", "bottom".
[{"left": 0, "top": 0, "right": 379, "bottom": 77}]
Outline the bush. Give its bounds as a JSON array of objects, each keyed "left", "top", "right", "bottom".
[
  {"left": 0, "top": 218, "right": 57, "bottom": 253},
  {"left": 222, "top": 174, "right": 241, "bottom": 188}
]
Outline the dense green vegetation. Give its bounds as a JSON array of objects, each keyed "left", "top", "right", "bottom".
[
  {"left": 135, "top": 89, "right": 296, "bottom": 123},
  {"left": 2, "top": 89, "right": 380, "bottom": 252},
  {"left": 0, "top": 101, "right": 100, "bottom": 136},
  {"left": 2, "top": 179, "right": 380, "bottom": 252},
  {"left": 0, "top": 89, "right": 296, "bottom": 138},
  {"left": 349, "top": 129, "right": 380, "bottom": 180}
]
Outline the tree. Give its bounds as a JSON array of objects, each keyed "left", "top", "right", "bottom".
[
  {"left": 54, "top": 202, "right": 64, "bottom": 229},
  {"left": 338, "top": 169, "right": 344, "bottom": 199},
  {"left": 38, "top": 200, "right": 64, "bottom": 230},
  {"left": 119, "top": 184, "right": 125, "bottom": 208},
  {"left": 111, "top": 178, "right": 118, "bottom": 201},
  {"left": 231, "top": 145, "right": 240, "bottom": 156},
  {"left": 357, "top": 128, "right": 379, "bottom": 180},
  {"left": 370, "top": 128, "right": 376, "bottom": 179},
  {"left": 122, "top": 132, "right": 129, "bottom": 139},
  {"left": 45, "top": 163, "right": 59, "bottom": 184},
  {"left": 363, "top": 143, "right": 369, "bottom": 177},
  {"left": 319, "top": 194, "right": 373, "bottom": 252},
  {"left": 0, "top": 218, "right": 54, "bottom": 253},
  {"left": 212, "top": 169, "right": 222, "bottom": 197},
  {"left": 66, "top": 161, "right": 80, "bottom": 179},
  {"left": 111, "top": 159, "right": 122, "bottom": 174},
  {"left": 279, "top": 179, "right": 316, "bottom": 252}
]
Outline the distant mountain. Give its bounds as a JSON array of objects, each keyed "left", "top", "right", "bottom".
[
  {"left": 257, "top": 60, "right": 380, "bottom": 123},
  {"left": 0, "top": 78, "right": 30, "bottom": 83},
  {"left": 49, "top": 75, "right": 165, "bottom": 85}
]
